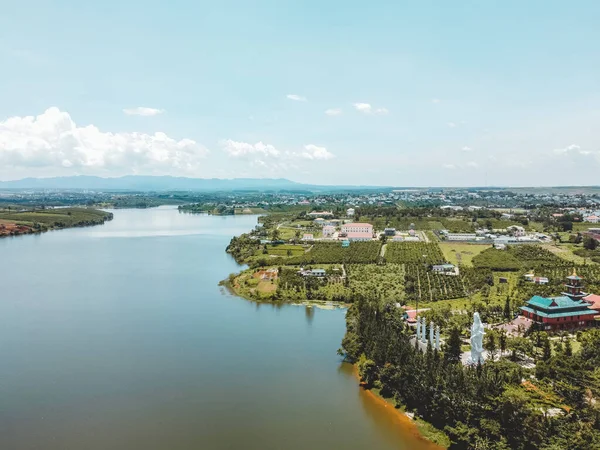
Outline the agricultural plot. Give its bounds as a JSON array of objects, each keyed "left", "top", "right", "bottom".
[
  {"left": 404, "top": 264, "right": 466, "bottom": 302},
  {"left": 265, "top": 244, "right": 306, "bottom": 257},
  {"left": 472, "top": 248, "right": 522, "bottom": 271},
  {"left": 385, "top": 242, "right": 445, "bottom": 265},
  {"left": 440, "top": 242, "right": 491, "bottom": 267},
  {"left": 507, "top": 245, "right": 570, "bottom": 269},
  {"left": 346, "top": 264, "right": 405, "bottom": 303},
  {"left": 286, "top": 241, "right": 381, "bottom": 265}
]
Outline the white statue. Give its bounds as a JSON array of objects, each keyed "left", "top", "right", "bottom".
[
  {"left": 469, "top": 312, "right": 486, "bottom": 365},
  {"left": 435, "top": 326, "right": 441, "bottom": 351},
  {"left": 421, "top": 317, "right": 427, "bottom": 343},
  {"left": 429, "top": 321, "right": 434, "bottom": 347},
  {"left": 416, "top": 316, "right": 421, "bottom": 341}
]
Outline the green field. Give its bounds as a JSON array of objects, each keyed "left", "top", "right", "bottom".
[
  {"left": 439, "top": 242, "right": 491, "bottom": 267},
  {"left": 0, "top": 207, "right": 112, "bottom": 228}
]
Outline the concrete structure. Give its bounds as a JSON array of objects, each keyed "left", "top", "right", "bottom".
[
  {"left": 584, "top": 215, "right": 600, "bottom": 223},
  {"left": 298, "top": 268, "right": 326, "bottom": 277},
  {"left": 341, "top": 223, "right": 373, "bottom": 234},
  {"left": 384, "top": 227, "right": 396, "bottom": 236},
  {"left": 432, "top": 263, "right": 456, "bottom": 274},
  {"left": 302, "top": 233, "right": 314, "bottom": 241},
  {"left": 322, "top": 225, "right": 335, "bottom": 238},
  {"left": 307, "top": 211, "right": 333, "bottom": 218}
]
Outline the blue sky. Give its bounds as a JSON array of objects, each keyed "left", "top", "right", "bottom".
[{"left": 1, "top": 1, "right": 599, "bottom": 186}]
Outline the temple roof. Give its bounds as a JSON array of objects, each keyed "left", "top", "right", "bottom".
[
  {"left": 521, "top": 306, "right": 596, "bottom": 319},
  {"left": 526, "top": 295, "right": 590, "bottom": 310}
]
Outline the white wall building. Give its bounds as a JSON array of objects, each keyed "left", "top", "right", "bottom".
[{"left": 341, "top": 223, "right": 373, "bottom": 234}]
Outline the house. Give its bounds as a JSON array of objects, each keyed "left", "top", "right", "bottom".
[
  {"left": 298, "top": 268, "right": 327, "bottom": 277},
  {"left": 308, "top": 211, "right": 333, "bottom": 218},
  {"left": 303, "top": 233, "right": 314, "bottom": 241},
  {"left": 346, "top": 232, "right": 373, "bottom": 242},
  {"left": 507, "top": 225, "right": 526, "bottom": 237},
  {"left": 313, "top": 218, "right": 325, "bottom": 226},
  {"left": 346, "top": 208, "right": 355, "bottom": 217},
  {"left": 534, "top": 277, "right": 549, "bottom": 285},
  {"left": 585, "top": 215, "right": 600, "bottom": 223},
  {"left": 432, "top": 264, "right": 456, "bottom": 275},
  {"left": 446, "top": 233, "right": 477, "bottom": 241},
  {"left": 322, "top": 225, "right": 336, "bottom": 238},
  {"left": 392, "top": 235, "right": 404, "bottom": 242},
  {"left": 384, "top": 227, "right": 396, "bottom": 236}
]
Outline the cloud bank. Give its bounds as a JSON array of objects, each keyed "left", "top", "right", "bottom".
[{"left": 0, "top": 108, "right": 208, "bottom": 176}]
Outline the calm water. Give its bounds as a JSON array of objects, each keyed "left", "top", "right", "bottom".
[{"left": 0, "top": 207, "right": 434, "bottom": 450}]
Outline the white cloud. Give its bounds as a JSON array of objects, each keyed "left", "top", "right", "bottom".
[
  {"left": 325, "top": 108, "right": 342, "bottom": 116},
  {"left": 220, "top": 140, "right": 280, "bottom": 158},
  {"left": 462, "top": 146, "right": 472, "bottom": 152},
  {"left": 300, "top": 144, "right": 335, "bottom": 160},
  {"left": 443, "top": 164, "right": 456, "bottom": 170},
  {"left": 431, "top": 98, "right": 441, "bottom": 104},
  {"left": 220, "top": 140, "right": 335, "bottom": 166},
  {"left": 123, "top": 107, "right": 164, "bottom": 116},
  {"left": 553, "top": 144, "right": 590, "bottom": 155},
  {"left": 447, "top": 122, "right": 456, "bottom": 128},
  {"left": 286, "top": 94, "right": 307, "bottom": 102},
  {"left": 0, "top": 108, "right": 208, "bottom": 175},
  {"left": 353, "top": 103, "right": 389, "bottom": 115},
  {"left": 466, "top": 161, "right": 479, "bottom": 168}
]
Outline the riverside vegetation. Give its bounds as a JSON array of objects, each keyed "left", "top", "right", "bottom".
[{"left": 0, "top": 207, "right": 113, "bottom": 237}]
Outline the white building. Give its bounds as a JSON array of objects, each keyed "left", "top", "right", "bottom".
[
  {"left": 322, "top": 225, "right": 336, "bottom": 238},
  {"left": 341, "top": 223, "right": 373, "bottom": 234},
  {"left": 346, "top": 208, "right": 355, "bottom": 217}
]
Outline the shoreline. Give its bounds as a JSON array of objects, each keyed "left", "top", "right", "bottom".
[{"left": 351, "top": 365, "right": 448, "bottom": 449}]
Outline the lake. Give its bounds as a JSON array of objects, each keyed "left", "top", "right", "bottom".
[{"left": 0, "top": 207, "right": 436, "bottom": 450}]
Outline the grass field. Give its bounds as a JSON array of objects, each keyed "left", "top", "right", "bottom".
[
  {"left": 543, "top": 243, "right": 589, "bottom": 264},
  {"left": 440, "top": 242, "right": 491, "bottom": 267},
  {"left": 266, "top": 244, "right": 306, "bottom": 257}
]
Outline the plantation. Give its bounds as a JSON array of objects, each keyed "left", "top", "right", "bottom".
[
  {"left": 385, "top": 242, "right": 445, "bottom": 265},
  {"left": 404, "top": 264, "right": 466, "bottom": 302},
  {"left": 346, "top": 264, "right": 405, "bottom": 303},
  {"left": 507, "top": 245, "right": 569, "bottom": 269},
  {"left": 472, "top": 247, "right": 522, "bottom": 271},
  {"left": 285, "top": 241, "right": 382, "bottom": 265}
]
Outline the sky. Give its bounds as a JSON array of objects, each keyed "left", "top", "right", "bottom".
[{"left": 0, "top": 1, "right": 599, "bottom": 187}]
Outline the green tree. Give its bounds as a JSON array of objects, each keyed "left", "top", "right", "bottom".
[
  {"left": 503, "top": 297, "right": 511, "bottom": 319},
  {"left": 445, "top": 327, "right": 462, "bottom": 363},
  {"left": 542, "top": 339, "right": 552, "bottom": 361},
  {"left": 584, "top": 235, "right": 598, "bottom": 250}
]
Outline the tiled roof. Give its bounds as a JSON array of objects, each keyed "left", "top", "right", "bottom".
[
  {"left": 527, "top": 295, "right": 589, "bottom": 310},
  {"left": 584, "top": 294, "right": 600, "bottom": 310},
  {"left": 521, "top": 306, "right": 596, "bottom": 319}
]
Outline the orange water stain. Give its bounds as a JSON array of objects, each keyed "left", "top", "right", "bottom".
[{"left": 351, "top": 365, "right": 444, "bottom": 450}]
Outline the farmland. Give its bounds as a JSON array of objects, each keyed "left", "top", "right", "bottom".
[
  {"left": 385, "top": 242, "right": 445, "bottom": 265},
  {"left": 439, "top": 242, "right": 491, "bottom": 267}
]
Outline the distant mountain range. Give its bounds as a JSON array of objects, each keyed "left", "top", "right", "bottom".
[{"left": 0, "top": 175, "right": 391, "bottom": 192}]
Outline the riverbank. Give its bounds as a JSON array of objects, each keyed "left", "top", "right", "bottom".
[
  {"left": 0, "top": 207, "right": 113, "bottom": 237},
  {"left": 352, "top": 365, "right": 449, "bottom": 449}
]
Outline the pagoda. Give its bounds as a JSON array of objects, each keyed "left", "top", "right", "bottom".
[
  {"left": 520, "top": 269, "right": 596, "bottom": 331},
  {"left": 563, "top": 269, "right": 587, "bottom": 300}
]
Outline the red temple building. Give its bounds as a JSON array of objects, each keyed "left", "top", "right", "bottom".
[{"left": 520, "top": 270, "right": 597, "bottom": 331}]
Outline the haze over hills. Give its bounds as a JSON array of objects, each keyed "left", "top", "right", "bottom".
[{"left": 0, "top": 175, "right": 393, "bottom": 192}]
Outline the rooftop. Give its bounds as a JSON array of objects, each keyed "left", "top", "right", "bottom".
[{"left": 527, "top": 295, "right": 589, "bottom": 310}]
